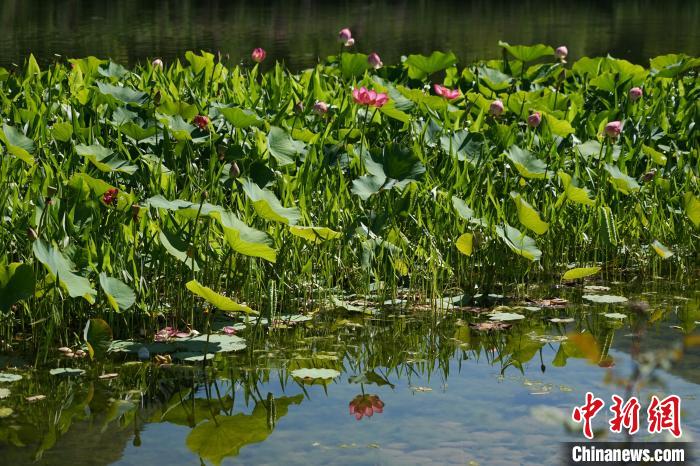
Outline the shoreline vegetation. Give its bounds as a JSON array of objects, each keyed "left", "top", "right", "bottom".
[{"left": 0, "top": 35, "right": 698, "bottom": 351}]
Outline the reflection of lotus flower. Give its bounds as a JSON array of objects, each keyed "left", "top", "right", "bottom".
[
  {"left": 604, "top": 121, "right": 622, "bottom": 138},
  {"left": 368, "top": 52, "right": 383, "bottom": 69},
  {"left": 555, "top": 45, "right": 568, "bottom": 61},
  {"left": 489, "top": 99, "right": 504, "bottom": 116},
  {"left": 629, "top": 87, "right": 643, "bottom": 101},
  {"left": 352, "top": 86, "right": 388, "bottom": 108},
  {"left": 527, "top": 111, "right": 542, "bottom": 128},
  {"left": 251, "top": 48, "right": 266, "bottom": 63},
  {"left": 348, "top": 394, "right": 385, "bottom": 420},
  {"left": 433, "top": 84, "right": 460, "bottom": 100}
]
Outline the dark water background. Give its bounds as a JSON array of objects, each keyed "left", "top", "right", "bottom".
[{"left": 1, "top": 0, "right": 699, "bottom": 68}]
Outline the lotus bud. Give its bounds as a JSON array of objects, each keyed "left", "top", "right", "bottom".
[
  {"left": 251, "top": 48, "right": 266, "bottom": 63},
  {"left": 489, "top": 99, "right": 504, "bottom": 117},
  {"left": 368, "top": 52, "right": 383, "bottom": 69},
  {"left": 344, "top": 38, "right": 355, "bottom": 47},
  {"left": 313, "top": 101, "right": 329, "bottom": 115},
  {"left": 641, "top": 169, "right": 656, "bottom": 183},
  {"left": 27, "top": 227, "right": 38, "bottom": 241},
  {"left": 555, "top": 46, "right": 568, "bottom": 62},
  {"left": 47, "top": 186, "right": 57, "bottom": 197},
  {"left": 629, "top": 87, "right": 643, "bottom": 102},
  {"left": 229, "top": 161, "right": 241, "bottom": 179},
  {"left": 153, "top": 90, "right": 161, "bottom": 106},
  {"left": 152, "top": 58, "right": 163, "bottom": 69},
  {"left": 338, "top": 28, "right": 352, "bottom": 43},
  {"left": 604, "top": 121, "right": 622, "bottom": 139},
  {"left": 193, "top": 115, "right": 210, "bottom": 129},
  {"left": 527, "top": 112, "right": 542, "bottom": 128},
  {"left": 200, "top": 190, "right": 208, "bottom": 201}
]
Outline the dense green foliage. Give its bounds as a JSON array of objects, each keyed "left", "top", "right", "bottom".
[{"left": 0, "top": 45, "right": 698, "bottom": 346}]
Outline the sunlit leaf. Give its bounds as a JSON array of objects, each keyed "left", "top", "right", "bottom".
[
  {"left": 186, "top": 279, "right": 256, "bottom": 314},
  {"left": 562, "top": 267, "right": 601, "bottom": 281},
  {"left": 33, "top": 239, "right": 96, "bottom": 303}
]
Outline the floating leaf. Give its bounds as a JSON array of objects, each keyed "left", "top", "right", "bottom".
[
  {"left": 0, "top": 373, "right": 22, "bottom": 383},
  {"left": 186, "top": 280, "right": 256, "bottom": 314},
  {"left": 604, "top": 312, "right": 627, "bottom": 319},
  {"left": 0, "top": 388, "right": 9, "bottom": 399},
  {"left": 583, "top": 294, "right": 628, "bottom": 304},
  {"left": 489, "top": 311, "right": 525, "bottom": 321},
  {"left": 49, "top": 368, "right": 85, "bottom": 377},
  {"left": 562, "top": 267, "right": 601, "bottom": 281}
]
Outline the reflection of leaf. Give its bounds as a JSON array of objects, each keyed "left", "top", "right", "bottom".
[
  {"left": 291, "top": 368, "right": 340, "bottom": 381},
  {"left": 49, "top": 368, "right": 85, "bottom": 377},
  {"left": 566, "top": 333, "right": 600, "bottom": 363},
  {"left": 84, "top": 318, "right": 112, "bottom": 361},
  {"left": 186, "top": 395, "right": 303, "bottom": 465},
  {"left": 348, "top": 371, "right": 395, "bottom": 388}
]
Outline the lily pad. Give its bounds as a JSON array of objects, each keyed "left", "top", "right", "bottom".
[
  {"left": 583, "top": 294, "right": 628, "bottom": 304},
  {"left": 550, "top": 318, "right": 575, "bottom": 323},
  {"left": 489, "top": 311, "right": 525, "bottom": 321},
  {"left": 0, "top": 373, "right": 22, "bottom": 383},
  {"left": 0, "top": 388, "right": 10, "bottom": 399},
  {"left": 49, "top": 368, "right": 85, "bottom": 377},
  {"left": 604, "top": 313, "right": 627, "bottom": 320},
  {"left": 0, "top": 407, "right": 12, "bottom": 418}
]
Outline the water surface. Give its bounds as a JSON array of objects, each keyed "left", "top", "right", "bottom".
[{"left": 1, "top": 0, "right": 699, "bottom": 68}]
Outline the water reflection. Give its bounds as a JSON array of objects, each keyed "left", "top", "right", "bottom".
[
  {"left": 0, "top": 279, "right": 698, "bottom": 465},
  {"left": 0, "top": 0, "right": 698, "bottom": 67}
]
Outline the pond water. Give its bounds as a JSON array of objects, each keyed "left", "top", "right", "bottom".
[
  {"left": 0, "top": 277, "right": 698, "bottom": 465},
  {"left": 1, "top": 0, "right": 699, "bottom": 68}
]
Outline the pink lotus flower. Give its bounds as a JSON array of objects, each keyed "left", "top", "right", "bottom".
[
  {"left": 313, "top": 101, "right": 329, "bottom": 115},
  {"left": 222, "top": 326, "right": 237, "bottom": 335},
  {"left": 348, "top": 394, "right": 385, "bottom": 420},
  {"left": 338, "top": 28, "right": 353, "bottom": 43},
  {"left": 352, "top": 86, "right": 388, "bottom": 108},
  {"left": 155, "top": 327, "right": 193, "bottom": 341},
  {"left": 102, "top": 188, "right": 119, "bottom": 206},
  {"left": 604, "top": 121, "right": 622, "bottom": 138},
  {"left": 368, "top": 52, "right": 383, "bottom": 69},
  {"left": 527, "top": 112, "right": 542, "bottom": 128},
  {"left": 433, "top": 84, "right": 460, "bottom": 100},
  {"left": 555, "top": 46, "right": 568, "bottom": 61},
  {"left": 152, "top": 58, "right": 163, "bottom": 69},
  {"left": 629, "top": 87, "right": 643, "bottom": 102},
  {"left": 251, "top": 48, "right": 266, "bottom": 63},
  {"left": 489, "top": 99, "right": 505, "bottom": 116},
  {"left": 193, "top": 115, "right": 210, "bottom": 129}
]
